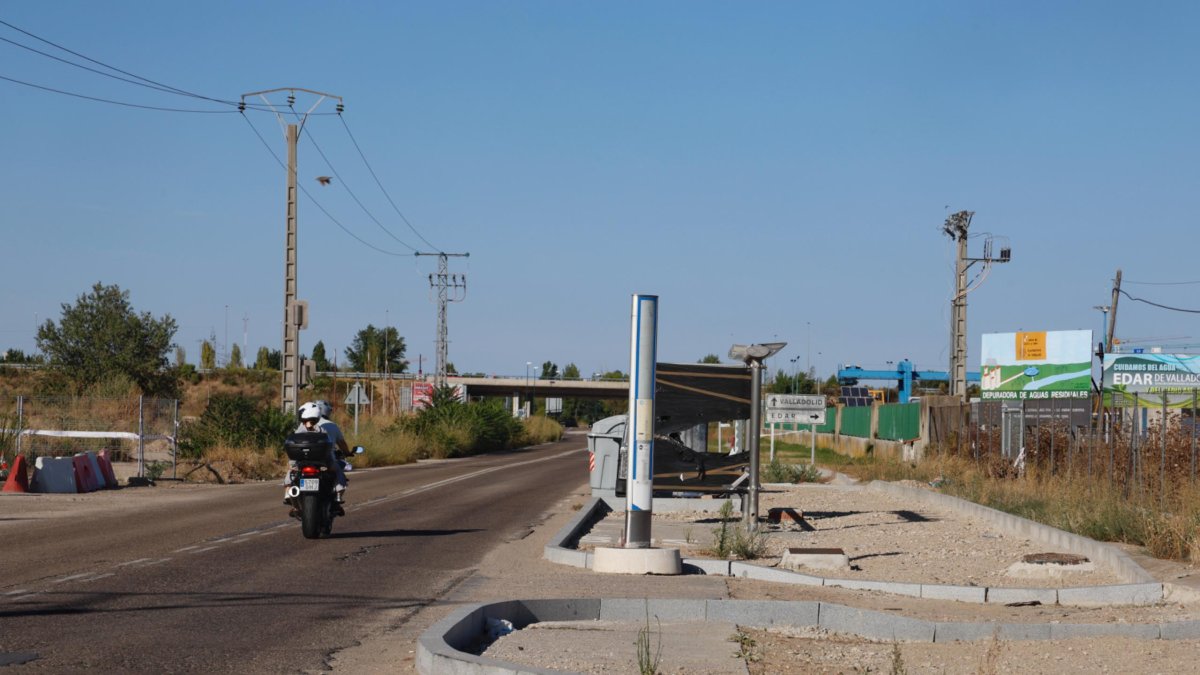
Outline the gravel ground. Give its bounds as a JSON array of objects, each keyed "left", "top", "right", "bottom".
[{"left": 645, "top": 482, "right": 1122, "bottom": 588}]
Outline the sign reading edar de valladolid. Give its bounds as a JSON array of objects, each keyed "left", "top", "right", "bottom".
[
  {"left": 980, "top": 330, "right": 1092, "bottom": 400},
  {"left": 1103, "top": 353, "right": 1200, "bottom": 407}
]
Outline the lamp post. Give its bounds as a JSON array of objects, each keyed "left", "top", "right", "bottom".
[
  {"left": 524, "top": 361, "right": 532, "bottom": 417},
  {"left": 1093, "top": 305, "right": 1110, "bottom": 353},
  {"left": 729, "top": 341, "right": 786, "bottom": 530},
  {"left": 789, "top": 356, "right": 801, "bottom": 394}
]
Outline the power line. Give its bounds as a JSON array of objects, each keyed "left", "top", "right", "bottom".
[
  {"left": 1124, "top": 279, "right": 1200, "bottom": 286},
  {"left": 295, "top": 116, "right": 418, "bottom": 253},
  {"left": 239, "top": 112, "right": 411, "bottom": 257},
  {"left": 0, "top": 73, "right": 240, "bottom": 113},
  {"left": 1119, "top": 289, "right": 1200, "bottom": 314},
  {"left": 338, "top": 114, "right": 439, "bottom": 251}
]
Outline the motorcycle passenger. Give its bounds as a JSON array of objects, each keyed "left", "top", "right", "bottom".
[{"left": 290, "top": 401, "right": 351, "bottom": 514}]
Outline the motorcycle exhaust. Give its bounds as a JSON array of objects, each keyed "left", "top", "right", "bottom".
[{"left": 286, "top": 486, "right": 301, "bottom": 498}]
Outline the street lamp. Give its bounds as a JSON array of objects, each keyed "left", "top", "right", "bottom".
[
  {"left": 1093, "top": 305, "right": 1110, "bottom": 353},
  {"left": 729, "top": 341, "right": 786, "bottom": 531},
  {"left": 789, "top": 356, "right": 801, "bottom": 394}
]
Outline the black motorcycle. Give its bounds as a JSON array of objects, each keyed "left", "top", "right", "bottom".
[{"left": 283, "top": 432, "right": 363, "bottom": 539}]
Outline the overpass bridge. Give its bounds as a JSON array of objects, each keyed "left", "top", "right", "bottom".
[{"left": 445, "top": 376, "right": 627, "bottom": 399}]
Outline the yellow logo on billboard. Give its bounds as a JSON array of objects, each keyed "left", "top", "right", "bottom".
[{"left": 1016, "top": 331, "right": 1046, "bottom": 361}]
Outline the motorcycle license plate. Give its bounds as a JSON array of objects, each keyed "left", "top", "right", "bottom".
[{"left": 299, "top": 478, "right": 320, "bottom": 492}]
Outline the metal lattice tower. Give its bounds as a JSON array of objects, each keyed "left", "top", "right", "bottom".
[{"left": 416, "top": 252, "right": 469, "bottom": 388}]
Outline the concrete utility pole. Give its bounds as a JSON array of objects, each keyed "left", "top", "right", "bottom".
[
  {"left": 943, "top": 211, "right": 1011, "bottom": 400},
  {"left": 241, "top": 88, "right": 342, "bottom": 413},
  {"left": 416, "top": 251, "right": 469, "bottom": 389},
  {"left": 1107, "top": 269, "right": 1122, "bottom": 353}
]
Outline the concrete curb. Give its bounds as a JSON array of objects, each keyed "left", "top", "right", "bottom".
[
  {"left": 417, "top": 598, "right": 1200, "bottom": 674},
  {"left": 543, "top": 490, "right": 1164, "bottom": 607}
]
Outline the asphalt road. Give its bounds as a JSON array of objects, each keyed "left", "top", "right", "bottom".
[{"left": 0, "top": 433, "right": 588, "bottom": 673}]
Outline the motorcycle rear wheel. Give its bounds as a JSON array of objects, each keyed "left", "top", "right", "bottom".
[{"left": 301, "top": 494, "right": 324, "bottom": 539}]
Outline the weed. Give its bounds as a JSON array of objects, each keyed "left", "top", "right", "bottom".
[
  {"left": 635, "top": 604, "right": 662, "bottom": 675},
  {"left": 761, "top": 458, "right": 823, "bottom": 483},
  {"left": 889, "top": 640, "right": 906, "bottom": 675},
  {"left": 977, "top": 630, "right": 1004, "bottom": 675},
  {"left": 144, "top": 460, "right": 167, "bottom": 482},
  {"left": 708, "top": 499, "right": 771, "bottom": 559},
  {"left": 729, "top": 629, "right": 762, "bottom": 663}
]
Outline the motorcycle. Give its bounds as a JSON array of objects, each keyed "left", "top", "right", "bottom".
[{"left": 283, "top": 432, "right": 364, "bottom": 539}]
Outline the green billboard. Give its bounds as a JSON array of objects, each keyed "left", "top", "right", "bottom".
[{"left": 980, "top": 330, "right": 1092, "bottom": 400}]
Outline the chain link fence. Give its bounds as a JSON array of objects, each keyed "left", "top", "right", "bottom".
[{"left": 1, "top": 395, "right": 179, "bottom": 478}]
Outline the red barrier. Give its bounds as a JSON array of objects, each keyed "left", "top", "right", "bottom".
[
  {"left": 97, "top": 450, "right": 119, "bottom": 488},
  {"left": 2, "top": 455, "right": 30, "bottom": 493},
  {"left": 72, "top": 454, "right": 99, "bottom": 493}
]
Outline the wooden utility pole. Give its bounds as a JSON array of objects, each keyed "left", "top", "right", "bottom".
[{"left": 1107, "top": 269, "right": 1122, "bottom": 353}]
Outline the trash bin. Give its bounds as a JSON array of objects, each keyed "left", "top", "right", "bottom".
[{"left": 587, "top": 414, "right": 626, "bottom": 497}]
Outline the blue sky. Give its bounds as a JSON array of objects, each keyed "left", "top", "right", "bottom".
[{"left": 2, "top": 2, "right": 1199, "bottom": 382}]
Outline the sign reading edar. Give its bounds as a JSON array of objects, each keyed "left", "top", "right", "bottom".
[
  {"left": 765, "top": 394, "right": 827, "bottom": 424},
  {"left": 980, "top": 330, "right": 1092, "bottom": 400}
]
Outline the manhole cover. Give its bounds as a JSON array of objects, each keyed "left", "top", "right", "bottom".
[{"left": 1022, "top": 552, "right": 1089, "bottom": 566}]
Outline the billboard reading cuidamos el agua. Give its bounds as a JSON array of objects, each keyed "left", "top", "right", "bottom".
[
  {"left": 980, "top": 330, "right": 1092, "bottom": 400},
  {"left": 1103, "top": 353, "right": 1200, "bottom": 407}
]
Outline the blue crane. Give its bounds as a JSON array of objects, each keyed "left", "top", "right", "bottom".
[{"left": 837, "top": 360, "right": 980, "bottom": 403}]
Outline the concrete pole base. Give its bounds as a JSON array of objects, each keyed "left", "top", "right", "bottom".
[{"left": 593, "top": 547, "right": 682, "bottom": 575}]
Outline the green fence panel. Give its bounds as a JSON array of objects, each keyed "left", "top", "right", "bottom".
[
  {"left": 840, "top": 406, "right": 872, "bottom": 438},
  {"left": 816, "top": 407, "right": 836, "bottom": 434},
  {"left": 877, "top": 402, "right": 920, "bottom": 441}
]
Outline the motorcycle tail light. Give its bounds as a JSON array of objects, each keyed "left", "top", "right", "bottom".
[{"left": 300, "top": 466, "right": 321, "bottom": 477}]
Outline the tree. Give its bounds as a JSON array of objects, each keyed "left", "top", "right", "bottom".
[
  {"left": 311, "top": 341, "right": 330, "bottom": 372},
  {"left": 200, "top": 340, "right": 216, "bottom": 370},
  {"left": 563, "top": 363, "right": 580, "bottom": 379},
  {"left": 344, "top": 325, "right": 406, "bottom": 373},
  {"left": 1, "top": 349, "right": 43, "bottom": 364},
  {"left": 36, "top": 282, "right": 177, "bottom": 395},
  {"left": 539, "top": 361, "right": 559, "bottom": 379},
  {"left": 174, "top": 346, "right": 187, "bottom": 367},
  {"left": 229, "top": 343, "right": 243, "bottom": 369},
  {"left": 699, "top": 354, "right": 722, "bottom": 364},
  {"left": 255, "top": 346, "right": 271, "bottom": 370}
]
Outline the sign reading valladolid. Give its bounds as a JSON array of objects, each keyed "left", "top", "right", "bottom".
[
  {"left": 980, "top": 330, "right": 1092, "bottom": 400},
  {"left": 1103, "top": 354, "right": 1200, "bottom": 406}
]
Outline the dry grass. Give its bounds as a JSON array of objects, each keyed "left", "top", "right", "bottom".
[
  {"left": 522, "top": 415, "right": 564, "bottom": 445},
  {"left": 839, "top": 452, "right": 1200, "bottom": 562},
  {"left": 181, "top": 444, "right": 284, "bottom": 483}
]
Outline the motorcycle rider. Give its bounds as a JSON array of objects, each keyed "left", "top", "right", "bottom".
[{"left": 289, "top": 400, "right": 351, "bottom": 515}]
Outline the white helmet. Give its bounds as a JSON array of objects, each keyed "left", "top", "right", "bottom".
[
  {"left": 298, "top": 401, "right": 322, "bottom": 422},
  {"left": 315, "top": 399, "right": 333, "bottom": 418}
]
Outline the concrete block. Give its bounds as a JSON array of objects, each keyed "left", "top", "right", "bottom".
[
  {"left": 730, "top": 562, "right": 824, "bottom": 586},
  {"left": 593, "top": 547, "right": 681, "bottom": 575},
  {"left": 707, "top": 600, "right": 819, "bottom": 628},
  {"left": 1049, "top": 622, "right": 1160, "bottom": 640},
  {"left": 1160, "top": 620, "right": 1200, "bottom": 640},
  {"left": 1057, "top": 583, "right": 1162, "bottom": 607},
  {"left": 986, "top": 587, "right": 1057, "bottom": 605},
  {"left": 645, "top": 599, "right": 709, "bottom": 621},
  {"left": 31, "top": 456, "right": 78, "bottom": 493},
  {"left": 781, "top": 548, "right": 850, "bottom": 572},
  {"left": 599, "top": 598, "right": 646, "bottom": 621},
  {"left": 542, "top": 545, "right": 589, "bottom": 569},
  {"left": 921, "top": 584, "right": 987, "bottom": 603},
  {"left": 934, "top": 622, "right": 1051, "bottom": 642},
  {"left": 818, "top": 603, "right": 935, "bottom": 642},
  {"left": 682, "top": 558, "right": 730, "bottom": 576},
  {"left": 823, "top": 577, "right": 923, "bottom": 598},
  {"left": 508, "top": 598, "right": 602, "bottom": 624}
]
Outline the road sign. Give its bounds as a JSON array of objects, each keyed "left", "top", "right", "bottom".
[
  {"left": 765, "top": 394, "right": 826, "bottom": 425},
  {"left": 344, "top": 383, "right": 371, "bottom": 405}
]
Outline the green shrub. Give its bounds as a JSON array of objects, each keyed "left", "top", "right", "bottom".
[
  {"left": 761, "top": 458, "right": 822, "bottom": 484},
  {"left": 178, "top": 394, "right": 293, "bottom": 458}
]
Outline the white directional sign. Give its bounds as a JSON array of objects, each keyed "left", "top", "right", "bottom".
[
  {"left": 344, "top": 383, "right": 371, "bottom": 405},
  {"left": 765, "top": 394, "right": 827, "bottom": 425}
]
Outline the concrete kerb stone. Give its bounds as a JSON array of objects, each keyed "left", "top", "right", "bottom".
[
  {"left": 416, "top": 598, "right": 1200, "bottom": 674},
  {"left": 544, "top": 493, "right": 1163, "bottom": 607}
]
